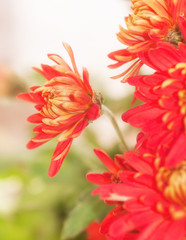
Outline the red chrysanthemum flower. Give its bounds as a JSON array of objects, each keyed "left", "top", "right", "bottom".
[
  {"left": 17, "top": 43, "right": 102, "bottom": 177},
  {"left": 86, "top": 149, "right": 145, "bottom": 239},
  {"left": 87, "top": 148, "right": 132, "bottom": 186},
  {"left": 108, "top": 0, "right": 186, "bottom": 82},
  {"left": 122, "top": 61, "right": 186, "bottom": 159},
  {"left": 86, "top": 222, "right": 108, "bottom": 240},
  {"left": 87, "top": 148, "right": 134, "bottom": 207},
  {"left": 92, "top": 149, "right": 186, "bottom": 240}
]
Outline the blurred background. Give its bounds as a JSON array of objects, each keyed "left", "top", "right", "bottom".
[{"left": 0, "top": 0, "right": 138, "bottom": 239}]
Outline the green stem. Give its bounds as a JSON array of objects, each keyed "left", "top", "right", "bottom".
[{"left": 102, "top": 105, "right": 129, "bottom": 152}]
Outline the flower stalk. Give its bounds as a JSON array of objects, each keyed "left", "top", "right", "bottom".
[{"left": 102, "top": 105, "right": 129, "bottom": 152}]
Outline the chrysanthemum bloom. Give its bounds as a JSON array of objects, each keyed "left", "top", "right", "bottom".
[
  {"left": 87, "top": 148, "right": 134, "bottom": 207},
  {"left": 87, "top": 149, "right": 142, "bottom": 239},
  {"left": 92, "top": 149, "right": 186, "bottom": 240},
  {"left": 87, "top": 148, "right": 132, "bottom": 186},
  {"left": 86, "top": 222, "right": 108, "bottom": 240},
  {"left": 108, "top": 0, "right": 186, "bottom": 82},
  {"left": 17, "top": 43, "right": 102, "bottom": 177},
  {"left": 122, "top": 61, "right": 186, "bottom": 160}
]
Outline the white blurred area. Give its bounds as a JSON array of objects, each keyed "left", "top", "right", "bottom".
[
  {"left": 0, "top": 0, "right": 131, "bottom": 98},
  {"left": 0, "top": 177, "right": 22, "bottom": 214},
  {"left": 0, "top": 0, "right": 136, "bottom": 155}
]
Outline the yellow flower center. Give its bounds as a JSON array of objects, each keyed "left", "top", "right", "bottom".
[{"left": 156, "top": 161, "right": 186, "bottom": 211}]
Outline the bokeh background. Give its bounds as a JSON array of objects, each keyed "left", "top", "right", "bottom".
[{"left": 0, "top": 0, "right": 138, "bottom": 239}]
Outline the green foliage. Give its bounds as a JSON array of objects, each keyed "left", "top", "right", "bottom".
[
  {"left": 62, "top": 194, "right": 99, "bottom": 239},
  {"left": 0, "top": 133, "right": 111, "bottom": 240}
]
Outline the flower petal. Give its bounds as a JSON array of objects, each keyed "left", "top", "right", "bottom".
[{"left": 48, "top": 139, "right": 73, "bottom": 177}]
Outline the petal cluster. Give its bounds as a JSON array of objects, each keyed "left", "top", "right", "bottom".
[
  {"left": 88, "top": 4, "right": 186, "bottom": 238},
  {"left": 18, "top": 43, "right": 102, "bottom": 177},
  {"left": 88, "top": 146, "right": 186, "bottom": 240},
  {"left": 109, "top": 0, "right": 186, "bottom": 82},
  {"left": 122, "top": 45, "right": 186, "bottom": 160}
]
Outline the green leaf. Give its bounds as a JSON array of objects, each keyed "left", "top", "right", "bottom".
[{"left": 61, "top": 194, "right": 100, "bottom": 239}]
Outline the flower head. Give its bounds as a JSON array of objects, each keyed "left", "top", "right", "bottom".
[
  {"left": 87, "top": 150, "right": 141, "bottom": 239},
  {"left": 108, "top": 0, "right": 186, "bottom": 82},
  {"left": 17, "top": 43, "right": 102, "bottom": 177},
  {"left": 87, "top": 148, "right": 132, "bottom": 185},
  {"left": 122, "top": 61, "right": 186, "bottom": 160},
  {"left": 91, "top": 149, "right": 186, "bottom": 240},
  {"left": 87, "top": 148, "right": 134, "bottom": 206}
]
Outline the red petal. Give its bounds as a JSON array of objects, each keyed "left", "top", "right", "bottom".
[
  {"left": 164, "top": 219, "right": 186, "bottom": 240},
  {"left": 138, "top": 42, "right": 183, "bottom": 72},
  {"left": 62, "top": 42, "right": 80, "bottom": 76},
  {"left": 125, "top": 199, "right": 150, "bottom": 212},
  {"left": 92, "top": 183, "right": 154, "bottom": 200},
  {"left": 47, "top": 54, "right": 72, "bottom": 71},
  {"left": 27, "top": 113, "right": 43, "bottom": 123},
  {"left": 87, "top": 103, "right": 100, "bottom": 120},
  {"left": 123, "top": 151, "right": 153, "bottom": 175},
  {"left": 100, "top": 206, "right": 124, "bottom": 235},
  {"left": 27, "top": 130, "right": 59, "bottom": 149},
  {"left": 107, "top": 61, "right": 125, "bottom": 69},
  {"left": 86, "top": 222, "right": 107, "bottom": 240},
  {"left": 17, "top": 92, "right": 35, "bottom": 103},
  {"left": 87, "top": 173, "right": 112, "bottom": 185},
  {"left": 166, "top": 133, "right": 186, "bottom": 167},
  {"left": 110, "top": 211, "right": 161, "bottom": 238},
  {"left": 94, "top": 149, "right": 119, "bottom": 173},
  {"left": 26, "top": 140, "right": 47, "bottom": 149},
  {"left": 34, "top": 65, "right": 60, "bottom": 80},
  {"left": 82, "top": 67, "right": 93, "bottom": 95},
  {"left": 48, "top": 139, "right": 73, "bottom": 177},
  {"left": 122, "top": 104, "right": 164, "bottom": 128},
  {"left": 135, "top": 219, "right": 165, "bottom": 240},
  {"left": 108, "top": 49, "right": 136, "bottom": 62}
]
